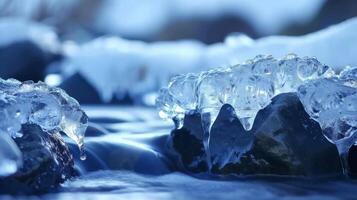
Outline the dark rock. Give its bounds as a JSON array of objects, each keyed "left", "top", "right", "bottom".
[
  {"left": 170, "top": 93, "right": 343, "bottom": 177},
  {"left": 0, "top": 124, "right": 75, "bottom": 194},
  {"left": 60, "top": 73, "right": 133, "bottom": 104},
  {"left": 348, "top": 145, "right": 357, "bottom": 178},
  {"left": 0, "top": 40, "right": 61, "bottom": 82},
  {"left": 168, "top": 113, "right": 208, "bottom": 173}
]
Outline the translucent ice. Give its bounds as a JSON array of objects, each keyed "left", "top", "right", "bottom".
[
  {"left": 0, "top": 78, "right": 88, "bottom": 159},
  {"left": 157, "top": 54, "right": 333, "bottom": 131},
  {"left": 297, "top": 78, "right": 357, "bottom": 154},
  {"left": 0, "top": 133, "right": 22, "bottom": 177}
]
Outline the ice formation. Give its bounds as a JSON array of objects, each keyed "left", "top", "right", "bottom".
[
  {"left": 297, "top": 66, "right": 357, "bottom": 153},
  {"left": 0, "top": 133, "right": 22, "bottom": 177},
  {"left": 0, "top": 78, "right": 88, "bottom": 160},
  {"left": 156, "top": 55, "right": 357, "bottom": 153}
]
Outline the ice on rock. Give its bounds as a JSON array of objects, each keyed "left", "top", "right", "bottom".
[
  {"left": 297, "top": 78, "right": 357, "bottom": 154},
  {"left": 339, "top": 66, "right": 357, "bottom": 88},
  {"left": 156, "top": 55, "right": 344, "bottom": 152},
  {"left": 0, "top": 78, "right": 88, "bottom": 160},
  {"left": 0, "top": 132, "right": 22, "bottom": 177}
]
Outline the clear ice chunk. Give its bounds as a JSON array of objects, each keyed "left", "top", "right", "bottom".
[
  {"left": 156, "top": 55, "right": 357, "bottom": 156},
  {"left": 156, "top": 54, "right": 333, "bottom": 132},
  {"left": 297, "top": 78, "right": 357, "bottom": 154},
  {"left": 0, "top": 78, "right": 88, "bottom": 160},
  {"left": 339, "top": 66, "right": 357, "bottom": 88}
]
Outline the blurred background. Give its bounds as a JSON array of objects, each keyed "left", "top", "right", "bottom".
[{"left": 0, "top": 0, "right": 356, "bottom": 104}]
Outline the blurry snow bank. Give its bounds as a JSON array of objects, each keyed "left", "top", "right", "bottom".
[
  {"left": 61, "top": 38, "right": 205, "bottom": 102},
  {"left": 61, "top": 17, "right": 357, "bottom": 103},
  {"left": 0, "top": 0, "right": 326, "bottom": 39},
  {"left": 94, "top": 0, "right": 325, "bottom": 37},
  {"left": 218, "top": 17, "right": 357, "bottom": 71},
  {"left": 0, "top": 0, "right": 80, "bottom": 23},
  {"left": 0, "top": 18, "right": 60, "bottom": 52}
]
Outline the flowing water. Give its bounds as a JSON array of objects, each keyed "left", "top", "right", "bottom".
[{"left": 1, "top": 106, "right": 356, "bottom": 200}]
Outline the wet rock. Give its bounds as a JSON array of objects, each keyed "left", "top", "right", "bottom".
[
  {"left": 170, "top": 93, "right": 343, "bottom": 176},
  {"left": 0, "top": 124, "right": 75, "bottom": 194},
  {"left": 0, "top": 40, "right": 61, "bottom": 82},
  {"left": 168, "top": 113, "right": 208, "bottom": 173}
]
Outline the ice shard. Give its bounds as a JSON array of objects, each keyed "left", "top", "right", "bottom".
[{"left": 0, "top": 78, "right": 88, "bottom": 160}]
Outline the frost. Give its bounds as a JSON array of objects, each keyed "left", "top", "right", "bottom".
[{"left": 0, "top": 78, "right": 88, "bottom": 160}]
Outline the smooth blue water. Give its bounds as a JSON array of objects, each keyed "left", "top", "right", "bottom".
[{"left": 1, "top": 106, "right": 356, "bottom": 200}]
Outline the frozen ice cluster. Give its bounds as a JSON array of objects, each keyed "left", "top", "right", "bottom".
[
  {"left": 297, "top": 66, "right": 357, "bottom": 153},
  {"left": 0, "top": 78, "right": 88, "bottom": 160},
  {"left": 156, "top": 55, "right": 357, "bottom": 153}
]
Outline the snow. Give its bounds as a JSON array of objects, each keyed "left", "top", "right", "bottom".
[
  {"left": 0, "top": 17, "right": 60, "bottom": 52},
  {"left": 61, "top": 17, "right": 357, "bottom": 104},
  {"left": 94, "top": 0, "right": 325, "bottom": 37}
]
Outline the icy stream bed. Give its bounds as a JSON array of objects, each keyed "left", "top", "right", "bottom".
[{"left": 1, "top": 106, "right": 356, "bottom": 200}]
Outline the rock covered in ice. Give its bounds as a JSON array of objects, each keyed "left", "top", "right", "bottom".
[
  {"left": 297, "top": 70, "right": 357, "bottom": 153},
  {"left": 0, "top": 78, "right": 88, "bottom": 159},
  {"left": 156, "top": 54, "right": 333, "bottom": 131},
  {"left": 0, "top": 18, "right": 60, "bottom": 52},
  {"left": 4, "top": 124, "right": 76, "bottom": 193},
  {"left": 169, "top": 93, "right": 342, "bottom": 176},
  {"left": 158, "top": 54, "right": 357, "bottom": 164},
  {"left": 0, "top": 133, "right": 22, "bottom": 177}
]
